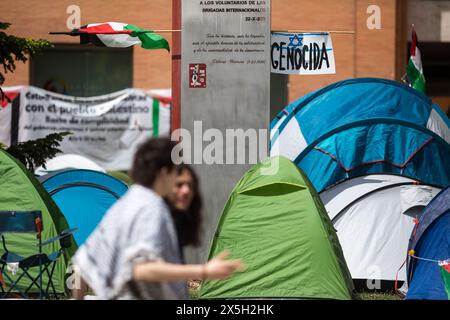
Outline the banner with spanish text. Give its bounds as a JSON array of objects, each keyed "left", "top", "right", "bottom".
[
  {"left": 0, "top": 86, "right": 170, "bottom": 170},
  {"left": 271, "top": 32, "right": 336, "bottom": 75}
]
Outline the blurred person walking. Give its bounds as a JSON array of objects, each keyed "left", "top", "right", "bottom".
[
  {"left": 72, "top": 138, "right": 243, "bottom": 300},
  {"left": 166, "top": 164, "right": 203, "bottom": 261}
]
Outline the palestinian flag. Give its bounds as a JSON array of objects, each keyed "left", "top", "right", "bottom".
[
  {"left": 1, "top": 91, "right": 19, "bottom": 108},
  {"left": 57, "top": 22, "right": 169, "bottom": 51},
  {"left": 439, "top": 260, "right": 450, "bottom": 300},
  {"left": 406, "top": 26, "right": 426, "bottom": 94}
]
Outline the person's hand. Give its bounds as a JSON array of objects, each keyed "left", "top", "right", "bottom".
[{"left": 203, "top": 250, "right": 245, "bottom": 280}]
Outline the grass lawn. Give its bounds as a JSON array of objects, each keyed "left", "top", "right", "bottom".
[
  {"left": 188, "top": 281, "right": 403, "bottom": 300},
  {"left": 355, "top": 292, "right": 402, "bottom": 300}
]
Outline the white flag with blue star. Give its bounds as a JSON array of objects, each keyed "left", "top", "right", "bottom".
[{"left": 270, "top": 32, "right": 336, "bottom": 75}]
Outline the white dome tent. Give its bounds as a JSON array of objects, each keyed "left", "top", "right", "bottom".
[
  {"left": 319, "top": 174, "right": 442, "bottom": 286},
  {"left": 35, "top": 154, "right": 106, "bottom": 176}
]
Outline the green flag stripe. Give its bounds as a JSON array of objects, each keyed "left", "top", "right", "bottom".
[
  {"left": 123, "top": 24, "right": 170, "bottom": 51},
  {"left": 152, "top": 98, "right": 160, "bottom": 137},
  {"left": 406, "top": 59, "right": 426, "bottom": 94},
  {"left": 440, "top": 266, "right": 450, "bottom": 300}
]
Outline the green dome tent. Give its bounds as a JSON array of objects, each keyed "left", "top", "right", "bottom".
[
  {"left": 0, "top": 149, "right": 76, "bottom": 294},
  {"left": 200, "top": 156, "right": 354, "bottom": 300}
]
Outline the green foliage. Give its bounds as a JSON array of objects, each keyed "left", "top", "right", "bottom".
[
  {"left": 6, "top": 132, "right": 71, "bottom": 172},
  {"left": 107, "top": 170, "right": 134, "bottom": 186},
  {"left": 0, "top": 22, "right": 61, "bottom": 172},
  {"left": 0, "top": 22, "right": 53, "bottom": 101}
]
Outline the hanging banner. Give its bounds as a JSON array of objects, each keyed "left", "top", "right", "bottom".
[
  {"left": 271, "top": 32, "right": 336, "bottom": 75},
  {"left": 1, "top": 86, "right": 170, "bottom": 170}
]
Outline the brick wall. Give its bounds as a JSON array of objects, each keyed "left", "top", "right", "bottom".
[
  {"left": 272, "top": 0, "right": 406, "bottom": 102},
  {"left": 0, "top": 0, "right": 173, "bottom": 89},
  {"left": 1, "top": 0, "right": 406, "bottom": 100}
]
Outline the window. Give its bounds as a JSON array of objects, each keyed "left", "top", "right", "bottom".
[
  {"left": 414, "top": 42, "right": 450, "bottom": 115},
  {"left": 418, "top": 42, "right": 450, "bottom": 97},
  {"left": 270, "top": 73, "right": 288, "bottom": 121},
  {"left": 30, "top": 44, "right": 132, "bottom": 97}
]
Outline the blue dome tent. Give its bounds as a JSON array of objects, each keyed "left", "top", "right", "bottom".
[
  {"left": 406, "top": 186, "right": 450, "bottom": 300},
  {"left": 297, "top": 121, "right": 450, "bottom": 191},
  {"left": 270, "top": 78, "right": 450, "bottom": 192},
  {"left": 39, "top": 169, "right": 129, "bottom": 246}
]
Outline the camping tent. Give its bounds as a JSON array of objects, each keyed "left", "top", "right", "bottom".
[
  {"left": 270, "top": 78, "right": 450, "bottom": 192},
  {"left": 39, "top": 169, "right": 128, "bottom": 246},
  {"left": 320, "top": 174, "right": 441, "bottom": 284},
  {"left": 35, "top": 154, "right": 106, "bottom": 176},
  {"left": 406, "top": 186, "right": 450, "bottom": 300},
  {"left": 199, "top": 156, "right": 354, "bottom": 300},
  {"left": 0, "top": 148, "right": 76, "bottom": 293}
]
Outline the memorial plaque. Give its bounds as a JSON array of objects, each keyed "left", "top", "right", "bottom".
[{"left": 181, "top": 0, "right": 271, "bottom": 262}]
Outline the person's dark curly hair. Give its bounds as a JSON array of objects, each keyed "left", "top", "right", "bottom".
[
  {"left": 167, "top": 164, "right": 203, "bottom": 248},
  {"left": 130, "top": 138, "right": 177, "bottom": 189}
]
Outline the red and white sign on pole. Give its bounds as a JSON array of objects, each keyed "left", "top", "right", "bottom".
[{"left": 189, "top": 64, "right": 207, "bottom": 88}]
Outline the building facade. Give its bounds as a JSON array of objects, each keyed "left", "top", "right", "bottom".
[
  {"left": 3, "top": 0, "right": 448, "bottom": 113},
  {"left": 2, "top": 0, "right": 450, "bottom": 263}
]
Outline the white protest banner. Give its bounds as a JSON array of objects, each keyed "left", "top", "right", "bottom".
[
  {"left": 271, "top": 32, "right": 336, "bottom": 75},
  {"left": 5, "top": 86, "right": 170, "bottom": 170}
]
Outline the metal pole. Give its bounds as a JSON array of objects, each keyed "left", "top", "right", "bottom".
[{"left": 171, "top": 0, "right": 182, "bottom": 133}]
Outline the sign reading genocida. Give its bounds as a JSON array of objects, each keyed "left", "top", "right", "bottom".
[{"left": 271, "top": 32, "right": 336, "bottom": 75}]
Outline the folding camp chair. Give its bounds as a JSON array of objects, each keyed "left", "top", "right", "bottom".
[
  {"left": 0, "top": 211, "right": 77, "bottom": 299},
  {"left": 35, "top": 228, "right": 78, "bottom": 299}
]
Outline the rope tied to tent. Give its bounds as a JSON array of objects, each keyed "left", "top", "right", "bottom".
[
  {"left": 394, "top": 252, "right": 450, "bottom": 297},
  {"left": 408, "top": 250, "right": 448, "bottom": 264},
  {"left": 394, "top": 215, "right": 436, "bottom": 296},
  {"left": 410, "top": 217, "right": 420, "bottom": 241},
  {"left": 394, "top": 258, "right": 407, "bottom": 295}
]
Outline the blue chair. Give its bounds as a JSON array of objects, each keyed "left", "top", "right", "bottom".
[{"left": 0, "top": 211, "right": 77, "bottom": 299}]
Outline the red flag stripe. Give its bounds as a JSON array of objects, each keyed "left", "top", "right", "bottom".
[
  {"left": 443, "top": 264, "right": 450, "bottom": 273},
  {"left": 78, "top": 23, "right": 133, "bottom": 35},
  {"left": 1, "top": 91, "right": 19, "bottom": 108},
  {"left": 410, "top": 28, "right": 418, "bottom": 57},
  {"left": 153, "top": 95, "right": 172, "bottom": 105}
]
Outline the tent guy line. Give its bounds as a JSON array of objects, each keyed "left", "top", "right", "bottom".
[{"left": 409, "top": 251, "right": 448, "bottom": 264}]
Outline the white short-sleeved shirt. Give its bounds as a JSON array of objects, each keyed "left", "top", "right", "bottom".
[{"left": 73, "top": 184, "right": 188, "bottom": 300}]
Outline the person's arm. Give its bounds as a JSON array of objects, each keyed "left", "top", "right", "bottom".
[{"left": 133, "top": 250, "right": 244, "bottom": 282}]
